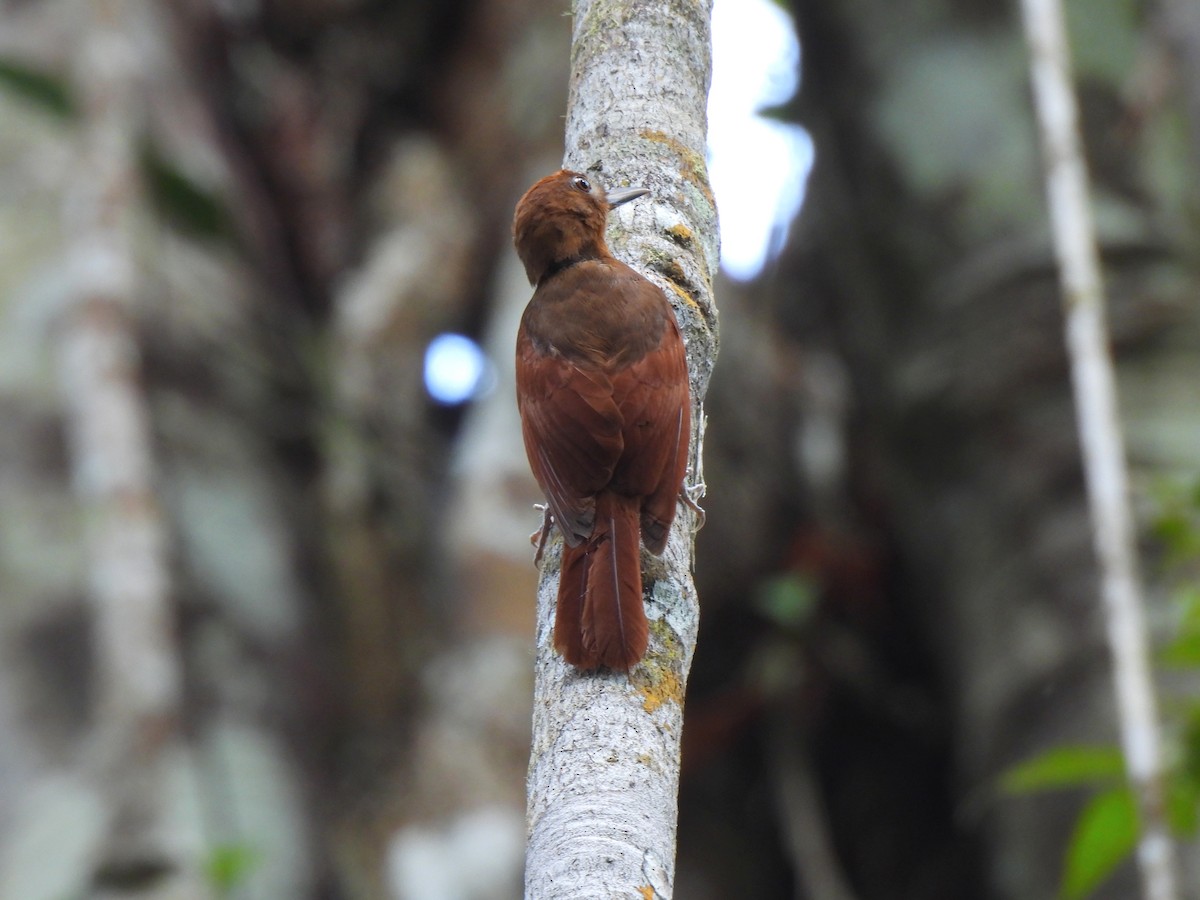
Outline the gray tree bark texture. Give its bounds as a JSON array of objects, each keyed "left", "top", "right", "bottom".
[
  {"left": 524, "top": 1, "right": 719, "bottom": 898},
  {"left": 61, "top": 1, "right": 201, "bottom": 895}
]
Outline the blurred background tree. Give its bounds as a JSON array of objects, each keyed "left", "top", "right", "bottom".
[{"left": 0, "top": 0, "right": 1197, "bottom": 898}]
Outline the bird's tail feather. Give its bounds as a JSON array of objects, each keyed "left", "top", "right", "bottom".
[{"left": 554, "top": 492, "right": 647, "bottom": 670}]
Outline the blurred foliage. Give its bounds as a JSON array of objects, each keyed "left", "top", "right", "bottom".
[
  {"left": 1152, "top": 478, "right": 1200, "bottom": 566},
  {"left": 1003, "top": 476, "right": 1200, "bottom": 898},
  {"left": 1000, "top": 746, "right": 1125, "bottom": 793},
  {"left": 0, "top": 56, "right": 232, "bottom": 242},
  {"left": 205, "top": 842, "right": 263, "bottom": 897},
  {"left": 753, "top": 572, "right": 818, "bottom": 630},
  {"left": 1160, "top": 587, "right": 1200, "bottom": 667},
  {"left": 140, "top": 142, "right": 235, "bottom": 242},
  {"left": 1061, "top": 787, "right": 1138, "bottom": 900},
  {"left": 0, "top": 57, "right": 74, "bottom": 118}
]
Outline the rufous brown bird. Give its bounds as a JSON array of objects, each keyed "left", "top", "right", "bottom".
[{"left": 513, "top": 169, "right": 691, "bottom": 671}]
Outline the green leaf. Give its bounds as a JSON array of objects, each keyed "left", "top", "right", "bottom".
[
  {"left": 1167, "top": 774, "right": 1200, "bottom": 836},
  {"left": 1178, "top": 587, "right": 1200, "bottom": 624},
  {"left": 0, "top": 58, "right": 74, "bottom": 118},
  {"left": 1001, "top": 745, "right": 1125, "bottom": 794},
  {"left": 205, "top": 843, "right": 261, "bottom": 894},
  {"left": 1061, "top": 786, "right": 1137, "bottom": 899},
  {"left": 140, "top": 143, "right": 234, "bottom": 240},
  {"left": 1161, "top": 634, "right": 1200, "bottom": 667},
  {"left": 1153, "top": 507, "right": 1200, "bottom": 562},
  {"left": 1153, "top": 510, "right": 1188, "bottom": 548},
  {"left": 1160, "top": 588, "right": 1200, "bottom": 667},
  {"left": 1180, "top": 711, "right": 1200, "bottom": 783}
]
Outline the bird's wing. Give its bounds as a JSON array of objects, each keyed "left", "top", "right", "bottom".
[
  {"left": 609, "top": 308, "right": 691, "bottom": 555},
  {"left": 516, "top": 332, "right": 623, "bottom": 546}
]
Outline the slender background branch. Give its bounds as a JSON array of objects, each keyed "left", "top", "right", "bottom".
[{"left": 1019, "top": 0, "right": 1179, "bottom": 897}]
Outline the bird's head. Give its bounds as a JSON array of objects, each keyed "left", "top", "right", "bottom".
[{"left": 512, "top": 169, "right": 649, "bottom": 286}]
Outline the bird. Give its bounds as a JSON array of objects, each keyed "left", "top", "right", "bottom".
[{"left": 512, "top": 169, "right": 692, "bottom": 671}]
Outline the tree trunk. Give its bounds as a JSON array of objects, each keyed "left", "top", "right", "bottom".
[
  {"left": 524, "top": 1, "right": 719, "bottom": 897},
  {"left": 60, "top": 1, "right": 197, "bottom": 895}
]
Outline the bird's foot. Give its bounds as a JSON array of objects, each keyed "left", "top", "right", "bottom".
[
  {"left": 530, "top": 504, "right": 553, "bottom": 567},
  {"left": 682, "top": 482, "right": 706, "bottom": 530}
]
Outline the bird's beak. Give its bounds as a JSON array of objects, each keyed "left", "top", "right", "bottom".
[{"left": 606, "top": 186, "right": 650, "bottom": 209}]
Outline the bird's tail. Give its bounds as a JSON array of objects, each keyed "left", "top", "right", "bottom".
[{"left": 554, "top": 492, "right": 647, "bottom": 671}]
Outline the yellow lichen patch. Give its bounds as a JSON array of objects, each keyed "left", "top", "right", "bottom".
[
  {"left": 666, "top": 279, "right": 702, "bottom": 312},
  {"left": 639, "top": 665, "right": 684, "bottom": 715},
  {"left": 647, "top": 251, "right": 701, "bottom": 309},
  {"left": 638, "top": 129, "right": 716, "bottom": 206},
  {"left": 638, "top": 886, "right": 655, "bottom": 900},
  {"left": 649, "top": 616, "right": 683, "bottom": 663},
  {"left": 665, "top": 223, "right": 695, "bottom": 247}
]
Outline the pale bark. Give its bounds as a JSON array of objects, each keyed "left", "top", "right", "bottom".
[
  {"left": 60, "top": 0, "right": 198, "bottom": 894},
  {"left": 382, "top": 233, "right": 535, "bottom": 900},
  {"left": 524, "top": 1, "right": 719, "bottom": 897},
  {"left": 1020, "top": 0, "right": 1178, "bottom": 897}
]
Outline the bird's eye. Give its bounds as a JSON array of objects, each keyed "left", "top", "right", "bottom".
[{"left": 572, "top": 175, "right": 591, "bottom": 193}]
